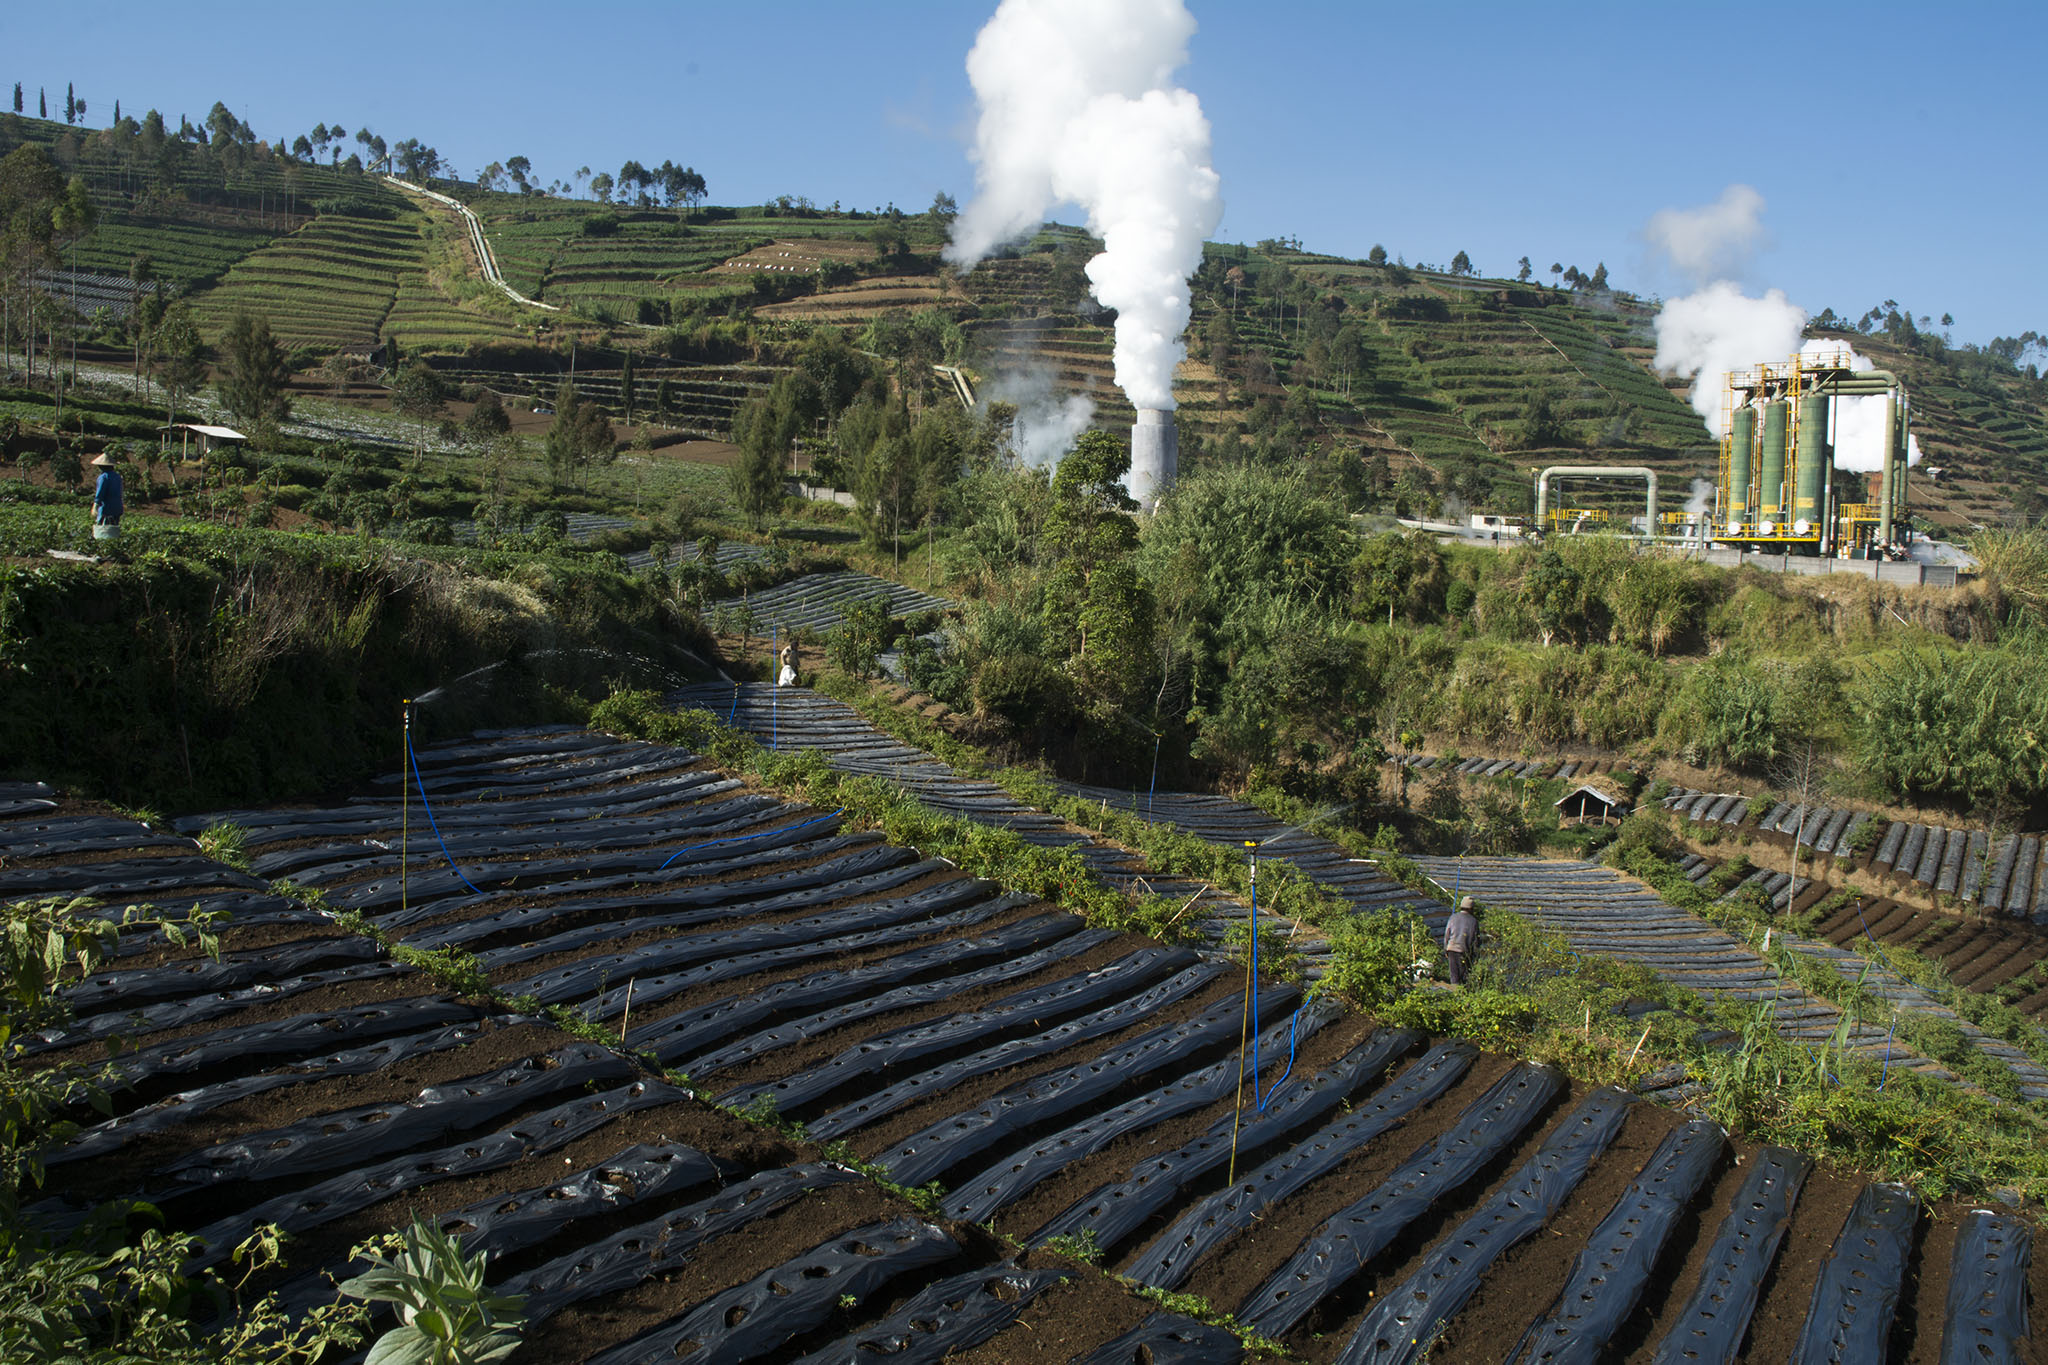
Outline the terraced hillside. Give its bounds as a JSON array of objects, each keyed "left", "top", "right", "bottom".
[
  {"left": 184, "top": 206, "right": 527, "bottom": 352},
  {"left": 14, "top": 731, "right": 2043, "bottom": 1363}
]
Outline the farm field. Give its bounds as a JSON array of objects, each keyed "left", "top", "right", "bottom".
[{"left": 17, "top": 723, "right": 2042, "bottom": 1362}]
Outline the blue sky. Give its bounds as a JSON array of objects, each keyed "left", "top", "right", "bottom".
[{"left": 8, "top": 1, "right": 2042, "bottom": 344}]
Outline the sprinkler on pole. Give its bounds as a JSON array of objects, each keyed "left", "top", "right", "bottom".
[{"left": 400, "top": 699, "right": 411, "bottom": 919}]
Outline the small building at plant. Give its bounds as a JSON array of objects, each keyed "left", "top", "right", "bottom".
[{"left": 1555, "top": 784, "right": 1629, "bottom": 826}]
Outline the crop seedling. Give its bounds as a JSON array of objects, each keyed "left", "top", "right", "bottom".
[
  {"left": 339, "top": 1213, "right": 525, "bottom": 1365},
  {"left": 197, "top": 821, "right": 251, "bottom": 871},
  {"left": 1042, "top": 1230, "right": 1102, "bottom": 1265}
]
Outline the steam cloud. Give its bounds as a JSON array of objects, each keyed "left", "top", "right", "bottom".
[
  {"left": 984, "top": 351, "right": 1098, "bottom": 466},
  {"left": 1797, "top": 339, "right": 1921, "bottom": 473},
  {"left": 1653, "top": 280, "right": 1807, "bottom": 422},
  {"left": 946, "top": 0, "right": 1223, "bottom": 413},
  {"left": 1648, "top": 186, "right": 1804, "bottom": 424},
  {"left": 1644, "top": 184, "right": 1767, "bottom": 287}
]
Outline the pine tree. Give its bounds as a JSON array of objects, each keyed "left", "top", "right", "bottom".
[
  {"left": 39, "top": 88, "right": 47, "bottom": 119},
  {"left": 11, "top": 84, "right": 20, "bottom": 114},
  {"left": 65, "top": 82, "right": 75, "bottom": 124}
]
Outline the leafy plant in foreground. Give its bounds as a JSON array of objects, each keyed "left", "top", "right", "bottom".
[{"left": 338, "top": 1214, "right": 525, "bottom": 1365}]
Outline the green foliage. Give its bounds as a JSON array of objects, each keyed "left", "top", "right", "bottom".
[
  {"left": 338, "top": 1214, "right": 524, "bottom": 1365},
  {"left": 827, "top": 594, "right": 892, "bottom": 681},
  {"left": 0, "top": 895, "right": 369, "bottom": 1361},
  {"left": 1667, "top": 657, "right": 1797, "bottom": 770},
  {"left": 198, "top": 820, "right": 250, "bottom": 870},
  {"left": 216, "top": 312, "right": 294, "bottom": 434},
  {"left": 1041, "top": 1231, "right": 1103, "bottom": 1265},
  {"left": 0, "top": 527, "right": 698, "bottom": 810},
  {"left": 1855, "top": 642, "right": 2048, "bottom": 808}
]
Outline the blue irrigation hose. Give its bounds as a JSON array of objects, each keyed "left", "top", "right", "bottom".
[
  {"left": 728, "top": 683, "right": 740, "bottom": 725},
  {"left": 658, "top": 807, "right": 844, "bottom": 871},
  {"left": 1258, "top": 1005, "right": 1301, "bottom": 1111},
  {"left": 1244, "top": 847, "right": 1306, "bottom": 1114},
  {"left": 1249, "top": 851, "right": 1260, "bottom": 1101},
  {"left": 406, "top": 731, "right": 485, "bottom": 896}
]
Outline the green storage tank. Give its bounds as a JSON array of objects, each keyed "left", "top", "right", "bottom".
[
  {"left": 1726, "top": 406, "right": 1754, "bottom": 528},
  {"left": 1759, "top": 400, "right": 1789, "bottom": 524},
  {"left": 1794, "top": 392, "right": 1829, "bottom": 531}
]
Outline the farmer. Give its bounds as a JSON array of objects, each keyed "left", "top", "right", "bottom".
[
  {"left": 90, "top": 452, "right": 124, "bottom": 540},
  {"left": 776, "top": 639, "right": 798, "bottom": 687},
  {"left": 1443, "top": 895, "right": 1480, "bottom": 986}
]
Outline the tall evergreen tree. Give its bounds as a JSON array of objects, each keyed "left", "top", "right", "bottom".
[
  {"left": 11, "top": 84, "right": 20, "bottom": 114},
  {"left": 64, "top": 83, "right": 74, "bottom": 124},
  {"left": 39, "top": 89, "right": 46, "bottom": 119},
  {"left": 216, "top": 312, "right": 293, "bottom": 432}
]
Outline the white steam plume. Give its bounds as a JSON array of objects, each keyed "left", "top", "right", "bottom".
[
  {"left": 1644, "top": 184, "right": 1767, "bottom": 287},
  {"left": 946, "top": 0, "right": 1223, "bottom": 412},
  {"left": 1797, "top": 339, "right": 1921, "bottom": 472},
  {"left": 985, "top": 351, "right": 1098, "bottom": 467},
  {"left": 1653, "top": 280, "right": 1807, "bottom": 423},
  {"left": 1649, "top": 186, "right": 1803, "bottom": 428}
]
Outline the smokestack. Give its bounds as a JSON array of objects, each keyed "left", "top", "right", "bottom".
[{"left": 1129, "top": 408, "right": 1177, "bottom": 507}]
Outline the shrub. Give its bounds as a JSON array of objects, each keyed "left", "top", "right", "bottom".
[{"left": 974, "top": 653, "right": 1074, "bottom": 733}]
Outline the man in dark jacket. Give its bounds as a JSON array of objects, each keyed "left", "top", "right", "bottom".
[{"left": 1444, "top": 895, "right": 1479, "bottom": 986}]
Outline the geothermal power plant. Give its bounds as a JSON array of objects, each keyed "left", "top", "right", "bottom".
[
  {"left": 1712, "top": 351, "right": 1911, "bottom": 557},
  {"left": 1129, "top": 408, "right": 1179, "bottom": 506}
]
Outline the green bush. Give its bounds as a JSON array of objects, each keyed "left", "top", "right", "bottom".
[
  {"left": 974, "top": 653, "right": 1074, "bottom": 732},
  {"left": 1855, "top": 644, "right": 2048, "bottom": 809}
]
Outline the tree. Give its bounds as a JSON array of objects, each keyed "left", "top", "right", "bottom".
[
  {"left": 11, "top": 85, "right": 19, "bottom": 115},
  {"left": 392, "top": 138, "right": 439, "bottom": 180},
  {"left": 217, "top": 312, "right": 292, "bottom": 434},
  {"left": 389, "top": 360, "right": 447, "bottom": 458},
  {"left": 541, "top": 381, "right": 614, "bottom": 489},
  {"left": 1549, "top": 262, "right": 1563, "bottom": 281},
  {"left": 1450, "top": 250, "right": 1473, "bottom": 277},
  {"left": 1588, "top": 262, "right": 1609, "bottom": 290},
  {"left": 150, "top": 301, "right": 206, "bottom": 433},
  {"left": 618, "top": 349, "right": 637, "bottom": 425},
  {"left": 1516, "top": 256, "right": 1532, "bottom": 282},
  {"left": 1523, "top": 549, "right": 1584, "bottom": 647},
  {"left": 49, "top": 177, "right": 98, "bottom": 422},
  {"left": 38, "top": 89, "right": 46, "bottom": 120},
  {"left": 505, "top": 155, "right": 531, "bottom": 192},
  {"left": 1516, "top": 388, "right": 1568, "bottom": 450},
  {"left": 1367, "top": 244, "right": 1387, "bottom": 266},
  {"left": 1, "top": 146, "right": 65, "bottom": 384},
  {"left": 588, "top": 171, "right": 614, "bottom": 203},
  {"left": 127, "top": 252, "right": 157, "bottom": 394},
  {"left": 64, "top": 84, "right": 75, "bottom": 125},
  {"left": 928, "top": 191, "right": 958, "bottom": 225}
]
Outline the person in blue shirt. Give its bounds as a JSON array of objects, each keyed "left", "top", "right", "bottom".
[{"left": 90, "top": 451, "right": 124, "bottom": 540}]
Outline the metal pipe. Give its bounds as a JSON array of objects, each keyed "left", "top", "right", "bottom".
[{"left": 1533, "top": 465, "right": 1658, "bottom": 532}]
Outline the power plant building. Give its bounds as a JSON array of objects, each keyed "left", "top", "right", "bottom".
[{"left": 1714, "top": 353, "right": 1911, "bottom": 557}]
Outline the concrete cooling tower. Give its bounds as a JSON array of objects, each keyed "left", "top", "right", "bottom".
[{"left": 1129, "top": 409, "right": 1178, "bottom": 508}]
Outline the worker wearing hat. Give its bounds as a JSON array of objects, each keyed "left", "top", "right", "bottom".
[
  {"left": 90, "top": 452, "right": 124, "bottom": 540},
  {"left": 1443, "top": 895, "right": 1480, "bottom": 986}
]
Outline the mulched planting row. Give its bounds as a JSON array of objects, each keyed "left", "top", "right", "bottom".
[
  {"left": 11, "top": 727, "right": 2041, "bottom": 1362},
  {"left": 1671, "top": 853, "right": 2048, "bottom": 1102}
]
